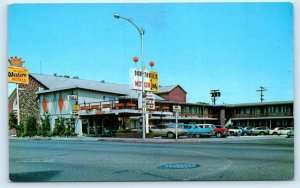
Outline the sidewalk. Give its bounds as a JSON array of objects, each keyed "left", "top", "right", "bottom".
[
  {"left": 97, "top": 137, "right": 205, "bottom": 143},
  {"left": 9, "top": 135, "right": 285, "bottom": 143},
  {"left": 9, "top": 136, "right": 204, "bottom": 143}
]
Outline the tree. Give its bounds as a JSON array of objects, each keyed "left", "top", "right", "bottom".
[
  {"left": 37, "top": 124, "right": 42, "bottom": 136},
  {"left": 16, "top": 123, "right": 25, "bottom": 137},
  {"left": 52, "top": 116, "right": 66, "bottom": 137},
  {"left": 9, "top": 112, "right": 18, "bottom": 130},
  {"left": 41, "top": 114, "right": 51, "bottom": 136},
  {"left": 24, "top": 115, "right": 38, "bottom": 137},
  {"left": 64, "top": 123, "right": 72, "bottom": 137}
]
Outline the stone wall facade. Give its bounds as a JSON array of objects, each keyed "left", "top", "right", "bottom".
[
  {"left": 17, "top": 76, "right": 46, "bottom": 124},
  {"left": 19, "top": 88, "right": 41, "bottom": 124}
]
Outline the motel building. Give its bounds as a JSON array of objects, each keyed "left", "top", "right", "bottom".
[{"left": 8, "top": 73, "right": 294, "bottom": 137}]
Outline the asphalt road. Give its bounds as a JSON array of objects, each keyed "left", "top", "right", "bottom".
[{"left": 9, "top": 136, "right": 294, "bottom": 182}]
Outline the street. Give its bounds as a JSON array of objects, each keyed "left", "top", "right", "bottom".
[{"left": 9, "top": 136, "right": 294, "bottom": 181}]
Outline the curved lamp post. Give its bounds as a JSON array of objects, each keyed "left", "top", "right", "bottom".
[{"left": 114, "top": 13, "right": 146, "bottom": 139}]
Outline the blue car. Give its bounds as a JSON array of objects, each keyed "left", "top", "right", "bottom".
[
  {"left": 182, "top": 124, "right": 215, "bottom": 138},
  {"left": 239, "top": 126, "right": 253, "bottom": 136},
  {"left": 287, "top": 129, "right": 294, "bottom": 138}
]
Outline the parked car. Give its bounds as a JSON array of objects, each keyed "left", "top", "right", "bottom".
[
  {"left": 269, "top": 127, "right": 294, "bottom": 135},
  {"left": 227, "top": 126, "right": 242, "bottom": 136},
  {"left": 250, "top": 127, "right": 270, "bottom": 136},
  {"left": 239, "top": 126, "right": 252, "bottom": 136},
  {"left": 287, "top": 129, "right": 294, "bottom": 138},
  {"left": 214, "top": 125, "right": 228, "bottom": 138},
  {"left": 182, "top": 124, "right": 215, "bottom": 138},
  {"left": 150, "top": 124, "right": 187, "bottom": 139}
]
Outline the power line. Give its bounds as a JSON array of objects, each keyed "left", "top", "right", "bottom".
[{"left": 256, "top": 86, "right": 267, "bottom": 103}]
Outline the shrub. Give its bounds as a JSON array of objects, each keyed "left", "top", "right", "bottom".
[
  {"left": 71, "top": 132, "right": 78, "bottom": 137},
  {"left": 116, "top": 129, "right": 132, "bottom": 133},
  {"left": 47, "top": 131, "right": 53, "bottom": 137},
  {"left": 40, "top": 114, "right": 51, "bottom": 137},
  {"left": 37, "top": 125, "right": 42, "bottom": 136},
  {"left": 9, "top": 112, "right": 18, "bottom": 130},
  {"left": 24, "top": 116, "right": 38, "bottom": 137},
  {"left": 63, "top": 123, "right": 72, "bottom": 137},
  {"left": 52, "top": 116, "right": 66, "bottom": 137},
  {"left": 16, "top": 123, "right": 25, "bottom": 137}
]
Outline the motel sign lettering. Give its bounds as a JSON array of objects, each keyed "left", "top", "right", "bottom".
[
  {"left": 8, "top": 66, "right": 29, "bottom": 84},
  {"left": 145, "top": 92, "right": 155, "bottom": 110},
  {"left": 134, "top": 81, "right": 151, "bottom": 88},
  {"left": 129, "top": 68, "right": 159, "bottom": 92}
]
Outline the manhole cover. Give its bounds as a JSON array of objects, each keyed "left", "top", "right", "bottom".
[{"left": 157, "top": 163, "right": 200, "bottom": 169}]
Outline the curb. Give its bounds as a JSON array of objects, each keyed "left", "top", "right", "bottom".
[
  {"left": 9, "top": 135, "right": 289, "bottom": 144},
  {"left": 97, "top": 138, "right": 204, "bottom": 144}
]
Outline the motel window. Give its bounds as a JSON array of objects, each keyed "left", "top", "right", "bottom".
[{"left": 130, "top": 120, "right": 139, "bottom": 129}]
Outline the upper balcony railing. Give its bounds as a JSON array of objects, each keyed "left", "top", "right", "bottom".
[
  {"left": 232, "top": 112, "right": 293, "bottom": 118},
  {"left": 78, "top": 101, "right": 218, "bottom": 118},
  {"left": 79, "top": 100, "right": 137, "bottom": 111}
]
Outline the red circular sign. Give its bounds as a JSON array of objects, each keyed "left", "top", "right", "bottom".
[
  {"left": 133, "top": 57, "right": 139, "bottom": 63},
  {"left": 149, "top": 61, "right": 155, "bottom": 67}
]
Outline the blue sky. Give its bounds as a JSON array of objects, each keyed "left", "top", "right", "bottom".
[{"left": 8, "top": 2, "right": 294, "bottom": 104}]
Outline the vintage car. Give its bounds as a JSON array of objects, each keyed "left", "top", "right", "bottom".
[
  {"left": 150, "top": 124, "right": 187, "bottom": 139},
  {"left": 182, "top": 124, "right": 215, "bottom": 138}
]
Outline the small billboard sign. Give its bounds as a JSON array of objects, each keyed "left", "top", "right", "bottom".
[
  {"left": 8, "top": 66, "right": 29, "bottom": 84},
  {"left": 145, "top": 92, "right": 155, "bottom": 110},
  {"left": 129, "top": 68, "right": 159, "bottom": 92},
  {"left": 173, "top": 105, "right": 181, "bottom": 113}
]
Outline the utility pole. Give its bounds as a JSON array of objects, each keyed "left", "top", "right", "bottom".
[
  {"left": 256, "top": 86, "right": 267, "bottom": 103},
  {"left": 210, "top": 89, "right": 221, "bottom": 105}
]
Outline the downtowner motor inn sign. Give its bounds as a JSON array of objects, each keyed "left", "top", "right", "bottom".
[{"left": 129, "top": 68, "right": 159, "bottom": 92}]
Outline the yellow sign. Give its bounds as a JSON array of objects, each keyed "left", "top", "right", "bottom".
[
  {"left": 73, "top": 105, "right": 79, "bottom": 111},
  {"left": 8, "top": 66, "right": 29, "bottom": 84},
  {"left": 149, "top": 71, "right": 158, "bottom": 92}
]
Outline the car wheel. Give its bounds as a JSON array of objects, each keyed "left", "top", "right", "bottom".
[
  {"left": 195, "top": 134, "right": 201, "bottom": 138},
  {"left": 216, "top": 132, "right": 222, "bottom": 138},
  {"left": 167, "top": 132, "right": 175, "bottom": 139},
  {"left": 272, "top": 132, "right": 277, "bottom": 135},
  {"left": 243, "top": 133, "right": 247, "bottom": 136},
  {"left": 229, "top": 132, "right": 234, "bottom": 136},
  {"left": 259, "top": 132, "right": 265, "bottom": 136}
]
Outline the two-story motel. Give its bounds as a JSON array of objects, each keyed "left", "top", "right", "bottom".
[{"left": 8, "top": 73, "right": 293, "bottom": 136}]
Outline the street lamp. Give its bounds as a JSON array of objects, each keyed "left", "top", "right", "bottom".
[{"left": 114, "top": 13, "right": 146, "bottom": 139}]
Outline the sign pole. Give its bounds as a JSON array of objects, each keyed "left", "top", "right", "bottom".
[
  {"left": 173, "top": 105, "right": 181, "bottom": 140},
  {"left": 16, "top": 83, "right": 20, "bottom": 125},
  {"left": 8, "top": 56, "right": 29, "bottom": 126},
  {"left": 175, "top": 112, "right": 178, "bottom": 140}
]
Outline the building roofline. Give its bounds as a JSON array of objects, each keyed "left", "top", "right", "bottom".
[
  {"left": 35, "top": 85, "right": 127, "bottom": 96},
  {"left": 155, "top": 85, "right": 188, "bottom": 94},
  {"left": 30, "top": 73, "right": 130, "bottom": 88},
  {"left": 223, "top": 100, "right": 294, "bottom": 107},
  {"left": 29, "top": 74, "right": 49, "bottom": 89}
]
